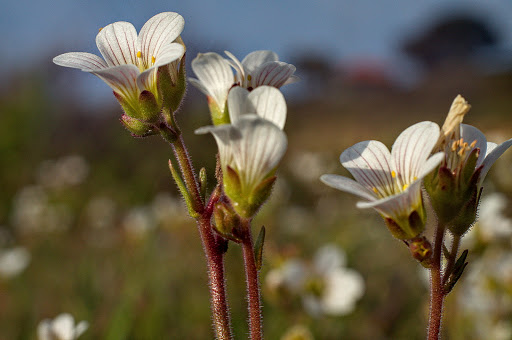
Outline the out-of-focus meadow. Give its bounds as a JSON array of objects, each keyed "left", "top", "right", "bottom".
[{"left": 2, "top": 3, "right": 512, "bottom": 340}]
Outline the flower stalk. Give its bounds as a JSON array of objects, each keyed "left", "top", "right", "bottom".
[
  {"left": 240, "top": 218, "right": 263, "bottom": 340},
  {"left": 428, "top": 223, "right": 445, "bottom": 340}
]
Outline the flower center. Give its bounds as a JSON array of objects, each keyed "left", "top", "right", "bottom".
[
  {"left": 446, "top": 138, "right": 478, "bottom": 171},
  {"left": 136, "top": 51, "right": 156, "bottom": 72}
]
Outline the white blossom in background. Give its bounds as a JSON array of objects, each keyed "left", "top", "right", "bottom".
[
  {"left": 265, "top": 244, "right": 364, "bottom": 317},
  {"left": 280, "top": 324, "right": 315, "bottom": 340},
  {"left": 321, "top": 121, "right": 444, "bottom": 240},
  {"left": 53, "top": 12, "right": 185, "bottom": 112},
  {"left": 288, "top": 151, "right": 335, "bottom": 184},
  {"left": 477, "top": 192, "right": 512, "bottom": 242},
  {"left": 37, "top": 155, "right": 89, "bottom": 188},
  {"left": 38, "top": 313, "right": 88, "bottom": 340},
  {"left": 85, "top": 196, "right": 117, "bottom": 230},
  {"left": 0, "top": 247, "right": 30, "bottom": 279},
  {"left": 123, "top": 206, "right": 156, "bottom": 238},
  {"left": 457, "top": 251, "right": 512, "bottom": 339},
  {"left": 151, "top": 192, "right": 187, "bottom": 225},
  {"left": 302, "top": 245, "right": 365, "bottom": 317}
]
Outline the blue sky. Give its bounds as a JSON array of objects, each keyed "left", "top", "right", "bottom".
[{"left": 3, "top": 0, "right": 512, "bottom": 106}]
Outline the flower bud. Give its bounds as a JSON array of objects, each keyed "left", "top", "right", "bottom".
[
  {"left": 120, "top": 114, "right": 156, "bottom": 137},
  {"left": 213, "top": 200, "right": 242, "bottom": 242}
]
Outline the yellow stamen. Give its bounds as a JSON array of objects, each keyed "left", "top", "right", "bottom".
[
  {"left": 137, "top": 51, "right": 142, "bottom": 58},
  {"left": 247, "top": 75, "right": 252, "bottom": 81},
  {"left": 98, "top": 27, "right": 103, "bottom": 33},
  {"left": 451, "top": 141, "right": 458, "bottom": 152},
  {"left": 391, "top": 170, "right": 396, "bottom": 178},
  {"left": 470, "top": 140, "right": 477, "bottom": 148},
  {"left": 402, "top": 184, "right": 409, "bottom": 191},
  {"left": 151, "top": 56, "right": 156, "bottom": 64},
  {"left": 413, "top": 176, "right": 418, "bottom": 181},
  {"left": 372, "top": 187, "right": 379, "bottom": 194}
]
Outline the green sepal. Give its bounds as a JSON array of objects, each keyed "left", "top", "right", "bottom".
[
  {"left": 138, "top": 90, "right": 161, "bottom": 123},
  {"left": 448, "top": 186, "right": 482, "bottom": 236},
  {"left": 254, "top": 226, "right": 266, "bottom": 271},
  {"left": 119, "top": 115, "right": 157, "bottom": 137},
  {"left": 158, "top": 55, "right": 187, "bottom": 115},
  {"left": 462, "top": 148, "right": 480, "bottom": 183},
  {"left": 383, "top": 206, "right": 426, "bottom": 240},
  {"left": 212, "top": 201, "right": 242, "bottom": 243},
  {"left": 168, "top": 159, "right": 199, "bottom": 218},
  {"left": 444, "top": 250, "right": 469, "bottom": 294},
  {"left": 209, "top": 99, "right": 230, "bottom": 126},
  {"left": 223, "top": 165, "right": 242, "bottom": 201},
  {"left": 113, "top": 91, "right": 141, "bottom": 119},
  {"left": 426, "top": 166, "right": 463, "bottom": 225}
]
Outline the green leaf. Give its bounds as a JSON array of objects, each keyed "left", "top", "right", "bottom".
[{"left": 254, "top": 226, "right": 266, "bottom": 271}]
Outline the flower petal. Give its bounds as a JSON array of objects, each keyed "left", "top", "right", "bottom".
[
  {"left": 460, "top": 124, "right": 488, "bottom": 167},
  {"left": 91, "top": 64, "right": 140, "bottom": 102},
  {"left": 190, "top": 52, "right": 234, "bottom": 111},
  {"left": 137, "top": 12, "right": 185, "bottom": 67},
  {"left": 340, "top": 140, "right": 394, "bottom": 197},
  {"left": 320, "top": 174, "right": 376, "bottom": 201},
  {"left": 241, "top": 50, "right": 279, "bottom": 74},
  {"left": 283, "top": 75, "right": 301, "bottom": 86},
  {"left": 247, "top": 86, "right": 287, "bottom": 129},
  {"left": 137, "top": 42, "right": 184, "bottom": 92},
  {"left": 96, "top": 21, "right": 138, "bottom": 67},
  {"left": 75, "top": 321, "right": 89, "bottom": 338},
  {"left": 227, "top": 86, "right": 250, "bottom": 124},
  {"left": 51, "top": 313, "right": 75, "bottom": 340},
  {"left": 419, "top": 152, "right": 445, "bottom": 178},
  {"left": 224, "top": 50, "right": 245, "bottom": 81},
  {"left": 37, "top": 320, "right": 52, "bottom": 340},
  {"left": 53, "top": 52, "right": 107, "bottom": 71},
  {"left": 357, "top": 180, "right": 422, "bottom": 220},
  {"left": 195, "top": 124, "right": 236, "bottom": 169},
  {"left": 314, "top": 245, "right": 346, "bottom": 274},
  {"left": 231, "top": 115, "right": 287, "bottom": 188},
  {"left": 479, "top": 138, "right": 512, "bottom": 185},
  {"left": 253, "top": 61, "right": 296, "bottom": 88},
  {"left": 391, "top": 121, "right": 440, "bottom": 185}
]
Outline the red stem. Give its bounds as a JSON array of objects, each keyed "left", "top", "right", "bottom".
[
  {"left": 428, "top": 224, "right": 445, "bottom": 340},
  {"left": 240, "top": 219, "right": 262, "bottom": 340}
]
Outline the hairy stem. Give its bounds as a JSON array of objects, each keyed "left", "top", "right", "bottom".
[
  {"left": 428, "top": 223, "right": 446, "bottom": 340},
  {"left": 161, "top": 124, "right": 232, "bottom": 339},
  {"left": 198, "top": 213, "right": 233, "bottom": 340},
  {"left": 240, "top": 218, "right": 262, "bottom": 340}
]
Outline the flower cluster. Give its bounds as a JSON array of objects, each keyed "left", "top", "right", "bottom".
[
  {"left": 322, "top": 95, "right": 512, "bottom": 241},
  {"left": 193, "top": 53, "right": 296, "bottom": 220},
  {"left": 265, "top": 245, "right": 365, "bottom": 317}
]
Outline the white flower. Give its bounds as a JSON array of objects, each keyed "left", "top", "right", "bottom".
[
  {"left": 302, "top": 245, "right": 365, "bottom": 317},
  {"left": 321, "top": 121, "right": 444, "bottom": 239},
  {"left": 0, "top": 247, "right": 30, "bottom": 279},
  {"left": 227, "top": 86, "right": 287, "bottom": 129},
  {"left": 197, "top": 115, "right": 287, "bottom": 217},
  {"left": 37, "top": 313, "right": 88, "bottom": 340},
  {"left": 189, "top": 52, "right": 234, "bottom": 113},
  {"left": 189, "top": 50, "right": 297, "bottom": 119},
  {"left": 53, "top": 12, "right": 185, "bottom": 113},
  {"left": 225, "top": 50, "right": 299, "bottom": 90}
]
